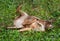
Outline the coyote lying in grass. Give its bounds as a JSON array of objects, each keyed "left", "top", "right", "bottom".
[{"left": 7, "top": 5, "right": 53, "bottom": 32}]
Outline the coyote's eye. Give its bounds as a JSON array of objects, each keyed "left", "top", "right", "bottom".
[{"left": 36, "top": 19, "right": 39, "bottom": 20}]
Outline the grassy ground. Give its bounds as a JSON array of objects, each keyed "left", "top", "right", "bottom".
[{"left": 0, "top": 0, "right": 60, "bottom": 41}]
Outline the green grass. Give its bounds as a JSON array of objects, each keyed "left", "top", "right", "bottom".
[{"left": 0, "top": 0, "right": 60, "bottom": 41}]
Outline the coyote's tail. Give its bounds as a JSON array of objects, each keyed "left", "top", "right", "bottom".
[{"left": 16, "top": 5, "right": 28, "bottom": 16}]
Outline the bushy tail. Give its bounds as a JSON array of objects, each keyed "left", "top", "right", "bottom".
[{"left": 16, "top": 5, "right": 28, "bottom": 16}]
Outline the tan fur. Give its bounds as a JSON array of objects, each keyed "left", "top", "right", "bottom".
[{"left": 7, "top": 5, "right": 53, "bottom": 32}]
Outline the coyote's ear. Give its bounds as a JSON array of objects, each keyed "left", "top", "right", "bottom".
[{"left": 49, "top": 19, "right": 56, "bottom": 23}]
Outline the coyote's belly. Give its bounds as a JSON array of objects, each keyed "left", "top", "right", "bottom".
[{"left": 14, "top": 15, "right": 28, "bottom": 28}]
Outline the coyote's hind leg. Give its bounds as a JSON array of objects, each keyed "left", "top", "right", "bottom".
[
  {"left": 7, "top": 26, "right": 23, "bottom": 29},
  {"left": 18, "top": 27, "right": 32, "bottom": 31}
]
